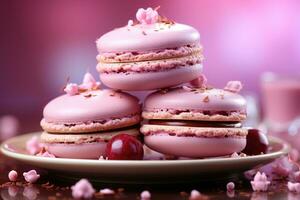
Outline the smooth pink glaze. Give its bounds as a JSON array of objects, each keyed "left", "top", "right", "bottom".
[
  {"left": 43, "top": 89, "right": 140, "bottom": 123},
  {"left": 97, "top": 23, "right": 200, "bottom": 53},
  {"left": 46, "top": 142, "right": 106, "bottom": 159},
  {"left": 144, "top": 134, "right": 246, "bottom": 157},
  {"left": 262, "top": 79, "right": 300, "bottom": 124},
  {"left": 100, "top": 64, "right": 202, "bottom": 91},
  {"left": 144, "top": 87, "right": 246, "bottom": 112}
]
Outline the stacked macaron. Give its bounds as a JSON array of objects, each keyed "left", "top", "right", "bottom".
[
  {"left": 96, "top": 7, "right": 204, "bottom": 90},
  {"left": 140, "top": 79, "right": 248, "bottom": 158},
  {"left": 40, "top": 73, "right": 141, "bottom": 159}
]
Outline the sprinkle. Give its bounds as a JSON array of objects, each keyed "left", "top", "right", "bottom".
[
  {"left": 288, "top": 182, "right": 300, "bottom": 193},
  {"left": 224, "top": 81, "right": 243, "bottom": 93},
  {"left": 8, "top": 170, "right": 18, "bottom": 182},
  {"left": 26, "top": 136, "right": 42, "bottom": 155},
  {"left": 203, "top": 96, "right": 209, "bottom": 103},
  {"left": 64, "top": 83, "right": 79, "bottom": 96},
  {"left": 23, "top": 170, "right": 40, "bottom": 184},
  {"left": 141, "top": 190, "right": 151, "bottom": 199},
  {"left": 71, "top": 179, "right": 95, "bottom": 199},
  {"left": 226, "top": 182, "right": 235, "bottom": 191},
  {"left": 189, "top": 190, "right": 201, "bottom": 199},
  {"left": 99, "top": 188, "right": 115, "bottom": 195},
  {"left": 250, "top": 172, "right": 270, "bottom": 192},
  {"left": 136, "top": 7, "right": 158, "bottom": 25}
]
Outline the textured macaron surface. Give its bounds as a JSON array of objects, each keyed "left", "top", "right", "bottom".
[
  {"left": 41, "top": 89, "right": 141, "bottom": 133},
  {"left": 143, "top": 87, "right": 247, "bottom": 121},
  {"left": 97, "top": 23, "right": 200, "bottom": 54}
]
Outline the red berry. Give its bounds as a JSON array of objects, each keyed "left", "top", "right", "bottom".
[
  {"left": 242, "top": 128, "right": 269, "bottom": 155},
  {"left": 105, "top": 134, "right": 144, "bottom": 160}
]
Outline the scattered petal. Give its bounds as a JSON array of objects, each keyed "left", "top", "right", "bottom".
[
  {"left": 141, "top": 190, "right": 151, "bottom": 199},
  {"left": 224, "top": 81, "right": 243, "bottom": 93},
  {"left": 189, "top": 190, "right": 201, "bottom": 199},
  {"left": 99, "top": 188, "right": 115, "bottom": 195},
  {"left": 36, "top": 151, "right": 56, "bottom": 158},
  {"left": 231, "top": 152, "right": 240, "bottom": 158},
  {"left": 26, "top": 136, "right": 42, "bottom": 155},
  {"left": 23, "top": 170, "right": 40, "bottom": 184},
  {"left": 64, "top": 83, "right": 79, "bottom": 96},
  {"left": 79, "top": 72, "right": 101, "bottom": 90},
  {"left": 288, "top": 182, "right": 300, "bottom": 193},
  {"left": 136, "top": 7, "right": 158, "bottom": 25},
  {"left": 71, "top": 179, "right": 95, "bottom": 199},
  {"left": 190, "top": 74, "right": 207, "bottom": 88},
  {"left": 128, "top": 19, "right": 134, "bottom": 26},
  {"left": 226, "top": 182, "right": 235, "bottom": 191},
  {"left": 8, "top": 170, "right": 18, "bottom": 182},
  {"left": 250, "top": 172, "right": 270, "bottom": 192}
]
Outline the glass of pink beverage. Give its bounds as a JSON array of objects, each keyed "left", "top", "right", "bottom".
[{"left": 261, "top": 72, "right": 300, "bottom": 148}]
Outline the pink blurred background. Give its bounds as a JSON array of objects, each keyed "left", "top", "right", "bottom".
[{"left": 1, "top": 0, "right": 300, "bottom": 133}]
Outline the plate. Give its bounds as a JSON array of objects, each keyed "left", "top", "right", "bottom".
[{"left": 0, "top": 132, "right": 290, "bottom": 183}]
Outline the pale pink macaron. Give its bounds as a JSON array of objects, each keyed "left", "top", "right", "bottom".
[
  {"left": 141, "top": 82, "right": 248, "bottom": 158},
  {"left": 96, "top": 8, "right": 203, "bottom": 91},
  {"left": 40, "top": 74, "right": 141, "bottom": 159}
]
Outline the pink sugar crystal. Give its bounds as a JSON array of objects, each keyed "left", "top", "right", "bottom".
[
  {"left": 8, "top": 170, "right": 18, "bottom": 182},
  {"left": 141, "top": 190, "right": 151, "bottom": 199},
  {"left": 251, "top": 172, "right": 270, "bottom": 192},
  {"left": 71, "top": 179, "right": 95, "bottom": 199},
  {"left": 23, "top": 170, "right": 40, "bottom": 184},
  {"left": 224, "top": 81, "right": 243, "bottom": 93}
]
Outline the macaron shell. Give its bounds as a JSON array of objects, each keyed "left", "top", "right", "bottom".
[
  {"left": 143, "top": 87, "right": 247, "bottom": 121},
  {"left": 41, "top": 128, "right": 140, "bottom": 143},
  {"left": 42, "top": 89, "right": 141, "bottom": 125},
  {"left": 97, "top": 23, "right": 200, "bottom": 53},
  {"left": 41, "top": 114, "right": 140, "bottom": 133},
  {"left": 45, "top": 142, "right": 107, "bottom": 159},
  {"left": 99, "top": 64, "right": 202, "bottom": 91},
  {"left": 144, "top": 134, "right": 246, "bottom": 158}
]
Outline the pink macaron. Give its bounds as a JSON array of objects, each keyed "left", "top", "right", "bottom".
[
  {"left": 40, "top": 73, "right": 141, "bottom": 159},
  {"left": 140, "top": 80, "right": 248, "bottom": 158},
  {"left": 96, "top": 7, "right": 204, "bottom": 91}
]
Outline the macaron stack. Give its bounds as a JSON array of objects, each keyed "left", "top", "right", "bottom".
[{"left": 39, "top": 7, "right": 248, "bottom": 159}]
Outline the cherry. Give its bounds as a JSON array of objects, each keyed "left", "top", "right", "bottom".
[
  {"left": 242, "top": 128, "right": 269, "bottom": 155},
  {"left": 105, "top": 134, "right": 144, "bottom": 160}
]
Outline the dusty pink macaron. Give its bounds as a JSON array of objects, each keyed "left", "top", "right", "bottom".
[
  {"left": 140, "top": 79, "right": 248, "bottom": 158},
  {"left": 96, "top": 7, "right": 204, "bottom": 91},
  {"left": 40, "top": 73, "right": 141, "bottom": 159}
]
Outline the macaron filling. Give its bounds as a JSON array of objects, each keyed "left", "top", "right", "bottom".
[
  {"left": 146, "top": 119, "right": 242, "bottom": 128},
  {"left": 98, "top": 44, "right": 202, "bottom": 63},
  {"left": 143, "top": 108, "right": 246, "bottom": 122},
  {"left": 144, "top": 134, "right": 246, "bottom": 158},
  {"left": 97, "top": 54, "right": 202, "bottom": 73}
]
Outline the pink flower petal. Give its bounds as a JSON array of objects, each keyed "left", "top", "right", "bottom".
[{"left": 23, "top": 170, "right": 40, "bottom": 184}]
